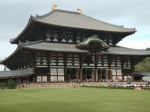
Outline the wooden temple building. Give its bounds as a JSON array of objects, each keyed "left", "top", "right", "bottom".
[{"left": 1, "top": 6, "right": 150, "bottom": 83}]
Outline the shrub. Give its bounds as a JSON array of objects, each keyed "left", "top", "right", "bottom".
[
  {"left": 7, "top": 79, "right": 16, "bottom": 89},
  {"left": 0, "top": 82, "right": 7, "bottom": 89}
]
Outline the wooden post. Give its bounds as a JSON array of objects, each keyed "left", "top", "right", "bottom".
[
  {"left": 47, "top": 68, "right": 50, "bottom": 82},
  {"left": 64, "top": 53, "right": 68, "bottom": 82},
  {"left": 76, "top": 68, "right": 79, "bottom": 81},
  {"left": 100, "top": 69, "right": 102, "bottom": 81},
  {"left": 91, "top": 69, "right": 95, "bottom": 82},
  {"left": 85, "top": 68, "right": 87, "bottom": 82},
  {"left": 69, "top": 68, "right": 71, "bottom": 81},
  {"left": 95, "top": 68, "right": 98, "bottom": 82},
  {"left": 105, "top": 69, "right": 108, "bottom": 80},
  {"left": 122, "top": 73, "right": 124, "bottom": 81},
  {"left": 64, "top": 68, "right": 67, "bottom": 82},
  {"left": 109, "top": 69, "right": 112, "bottom": 80},
  {"left": 47, "top": 52, "right": 50, "bottom": 83},
  {"left": 80, "top": 68, "right": 83, "bottom": 82},
  {"left": 131, "top": 73, "right": 134, "bottom": 81}
]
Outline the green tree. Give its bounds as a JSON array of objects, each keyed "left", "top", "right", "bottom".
[
  {"left": 7, "top": 79, "right": 16, "bottom": 89},
  {"left": 0, "top": 82, "right": 7, "bottom": 89},
  {"left": 145, "top": 48, "right": 150, "bottom": 51},
  {"left": 134, "top": 57, "right": 150, "bottom": 72}
]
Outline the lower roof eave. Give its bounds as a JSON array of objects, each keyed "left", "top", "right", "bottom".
[
  {"left": 24, "top": 47, "right": 89, "bottom": 53},
  {"left": 105, "top": 53, "right": 150, "bottom": 56},
  {"left": 0, "top": 74, "right": 33, "bottom": 79}
]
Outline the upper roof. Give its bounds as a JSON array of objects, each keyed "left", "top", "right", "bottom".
[
  {"left": 32, "top": 9, "right": 135, "bottom": 33},
  {"left": 10, "top": 9, "right": 136, "bottom": 44}
]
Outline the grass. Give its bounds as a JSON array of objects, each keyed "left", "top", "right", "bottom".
[{"left": 0, "top": 87, "right": 150, "bottom": 112}]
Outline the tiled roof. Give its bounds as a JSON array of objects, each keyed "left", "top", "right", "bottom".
[
  {"left": 106, "top": 46, "right": 150, "bottom": 56},
  {"left": 0, "top": 68, "right": 34, "bottom": 78},
  {"left": 141, "top": 72, "right": 150, "bottom": 76},
  {"left": 20, "top": 41, "right": 89, "bottom": 53},
  {"left": 20, "top": 41, "right": 150, "bottom": 55},
  {"left": 32, "top": 9, "right": 135, "bottom": 33},
  {"left": 2, "top": 41, "right": 150, "bottom": 66},
  {"left": 134, "top": 71, "right": 149, "bottom": 76},
  {"left": 10, "top": 9, "right": 136, "bottom": 44}
]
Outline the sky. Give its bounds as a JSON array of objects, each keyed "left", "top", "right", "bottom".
[{"left": 0, "top": 0, "right": 150, "bottom": 71}]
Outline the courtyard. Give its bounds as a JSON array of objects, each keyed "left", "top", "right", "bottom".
[{"left": 0, "top": 87, "right": 150, "bottom": 112}]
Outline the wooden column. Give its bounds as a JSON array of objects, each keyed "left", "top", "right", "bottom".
[
  {"left": 109, "top": 69, "right": 112, "bottom": 80},
  {"left": 91, "top": 69, "right": 95, "bottom": 82},
  {"left": 121, "top": 56, "right": 124, "bottom": 82},
  {"left": 32, "top": 51, "right": 36, "bottom": 83},
  {"left": 122, "top": 73, "right": 124, "bottom": 81},
  {"left": 64, "top": 53, "right": 68, "bottom": 82},
  {"left": 100, "top": 69, "right": 102, "bottom": 81},
  {"left": 85, "top": 68, "right": 87, "bottom": 82},
  {"left": 79, "top": 54, "right": 85, "bottom": 82},
  {"left": 108, "top": 55, "right": 112, "bottom": 80},
  {"left": 95, "top": 68, "right": 98, "bottom": 82},
  {"left": 105, "top": 69, "right": 108, "bottom": 80},
  {"left": 76, "top": 68, "right": 79, "bottom": 81},
  {"left": 80, "top": 68, "right": 83, "bottom": 82},
  {"left": 69, "top": 68, "right": 71, "bottom": 81},
  {"left": 47, "top": 52, "right": 50, "bottom": 82},
  {"left": 47, "top": 68, "right": 50, "bottom": 82},
  {"left": 64, "top": 68, "right": 67, "bottom": 82},
  {"left": 115, "top": 68, "right": 118, "bottom": 80},
  {"left": 131, "top": 73, "right": 134, "bottom": 81}
]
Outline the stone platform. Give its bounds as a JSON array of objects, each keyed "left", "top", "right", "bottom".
[{"left": 18, "top": 81, "right": 148, "bottom": 89}]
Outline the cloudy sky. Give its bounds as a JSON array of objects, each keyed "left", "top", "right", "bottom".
[{"left": 0, "top": 0, "right": 150, "bottom": 70}]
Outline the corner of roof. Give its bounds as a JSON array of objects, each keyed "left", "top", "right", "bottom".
[
  {"left": 10, "top": 38, "right": 16, "bottom": 43},
  {"left": 31, "top": 10, "right": 54, "bottom": 19},
  {"left": 0, "top": 47, "right": 20, "bottom": 64},
  {"left": 9, "top": 18, "right": 33, "bottom": 44}
]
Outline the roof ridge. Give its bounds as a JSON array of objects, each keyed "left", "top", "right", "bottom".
[
  {"left": 32, "top": 9, "right": 135, "bottom": 31},
  {"left": 32, "top": 9, "right": 79, "bottom": 19}
]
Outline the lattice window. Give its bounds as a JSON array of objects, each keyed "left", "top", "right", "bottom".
[
  {"left": 50, "top": 68, "right": 64, "bottom": 82},
  {"left": 37, "top": 76, "right": 42, "bottom": 82}
]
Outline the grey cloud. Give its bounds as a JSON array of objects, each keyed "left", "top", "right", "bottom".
[{"left": 0, "top": 0, "right": 150, "bottom": 59}]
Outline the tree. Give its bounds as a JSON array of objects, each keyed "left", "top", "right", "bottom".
[
  {"left": 134, "top": 57, "right": 150, "bottom": 72},
  {"left": 0, "top": 82, "right": 7, "bottom": 89},
  {"left": 7, "top": 79, "right": 16, "bottom": 89},
  {"left": 145, "top": 48, "right": 150, "bottom": 51}
]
